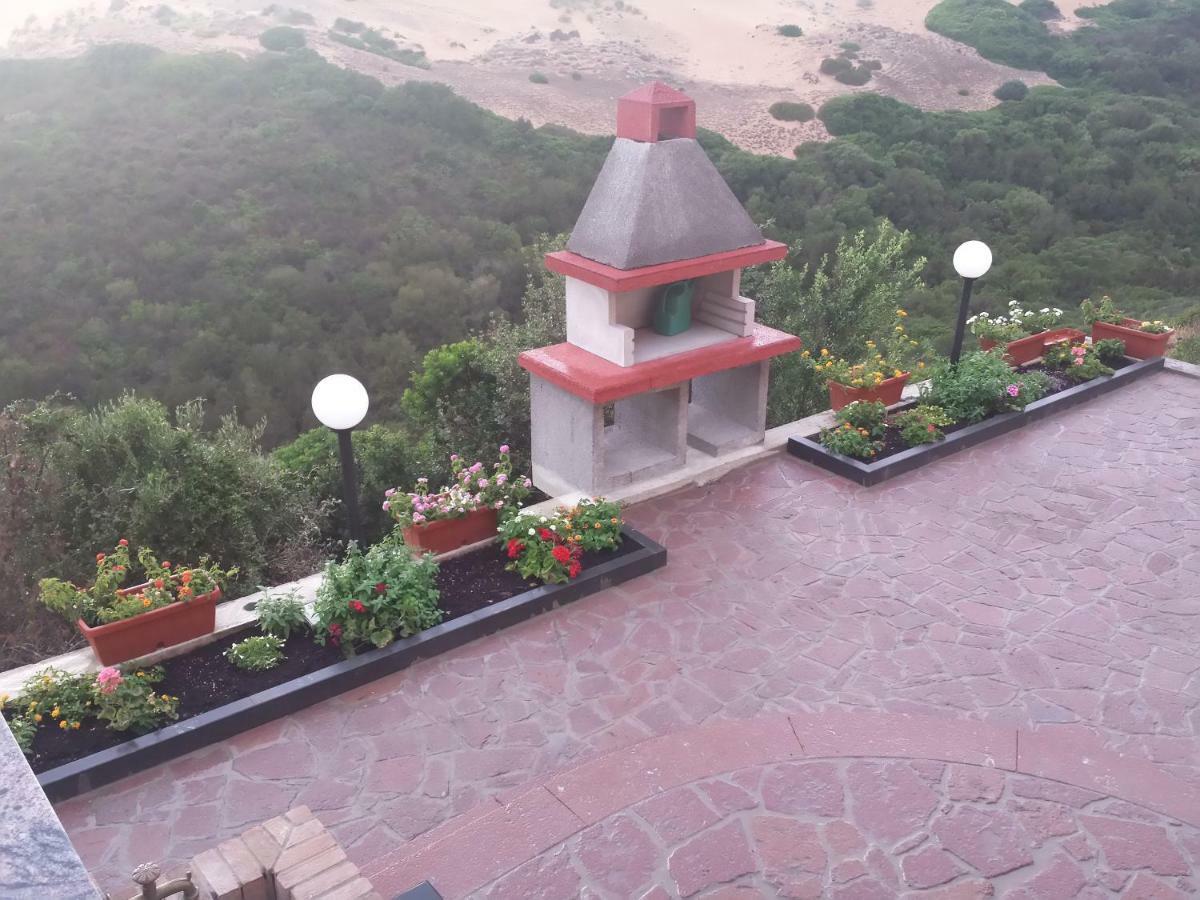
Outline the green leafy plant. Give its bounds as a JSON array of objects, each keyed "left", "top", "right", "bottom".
[
  {"left": 776, "top": 24, "right": 803, "bottom": 37},
  {"left": 923, "top": 351, "right": 1048, "bottom": 423},
  {"left": 560, "top": 498, "right": 624, "bottom": 553},
  {"left": 994, "top": 80, "right": 1029, "bottom": 101},
  {"left": 255, "top": 589, "right": 309, "bottom": 640},
  {"left": 313, "top": 543, "right": 442, "bottom": 654},
  {"left": 225, "top": 635, "right": 285, "bottom": 671},
  {"left": 838, "top": 401, "right": 888, "bottom": 438},
  {"left": 893, "top": 405, "right": 954, "bottom": 447},
  {"left": 1042, "top": 340, "right": 1114, "bottom": 382},
  {"left": 1081, "top": 296, "right": 1172, "bottom": 333},
  {"left": 529, "top": 71, "right": 549, "bottom": 84},
  {"left": 259, "top": 26, "right": 307, "bottom": 52},
  {"left": 819, "top": 420, "right": 882, "bottom": 460},
  {"left": 1093, "top": 338, "right": 1127, "bottom": 367},
  {"left": 769, "top": 101, "right": 815, "bottom": 122}
]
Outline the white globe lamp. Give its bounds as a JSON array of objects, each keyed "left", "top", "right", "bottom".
[
  {"left": 950, "top": 241, "right": 993, "bottom": 363},
  {"left": 311, "top": 374, "right": 370, "bottom": 545}
]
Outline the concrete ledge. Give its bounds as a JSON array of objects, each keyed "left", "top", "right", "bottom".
[{"left": 1166, "top": 356, "right": 1200, "bottom": 379}]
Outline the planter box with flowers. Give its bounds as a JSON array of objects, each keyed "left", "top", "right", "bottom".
[
  {"left": 806, "top": 309, "right": 926, "bottom": 411},
  {"left": 1082, "top": 296, "right": 1175, "bottom": 359},
  {"left": 38, "top": 542, "right": 237, "bottom": 666},
  {"left": 13, "top": 497, "right": 664, "bottom": 800},
  {"left": 971, "top": 301, "right": 1085, "bottom": 365},
  {"left": 385, "top": 446, "right": 533, "bottom": 555},
  {"left": 789, "top": 342, "right": 1165, "bottom": 486}
]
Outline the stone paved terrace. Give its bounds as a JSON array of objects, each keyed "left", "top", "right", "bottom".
[{"left": 56, "top": 368, "right": 1200, "bottom": 897}]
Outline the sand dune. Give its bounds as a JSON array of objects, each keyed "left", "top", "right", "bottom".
[{"left": 1, "top": 0, "right": 1095, "bottom": 155}]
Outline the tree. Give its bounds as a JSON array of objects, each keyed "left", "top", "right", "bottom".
[
  {"left": 259, "top": 26, "right": 307, "bottom": 52},
  {"left": 994, "top": 80, "right": 1030, "bottom": 101}
]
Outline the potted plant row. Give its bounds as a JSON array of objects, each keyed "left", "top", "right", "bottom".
[
  {"left": 969, "top": 300, "right": 1084, "bottom": 365},
  {"left": 384, "top": 445, "right": 533, "bottom": 554},
  {"left": 6, "top": 495, "right": 655, "bottom": 794},
  {"left": 804, "top": 309, "right": 928, "bottom": 411},
  {"left": 38, "top": 543, "right": 237, "bottom": 665},
  {"left": 1081, "top": 295, "right": 1175, "bottom": 359}
]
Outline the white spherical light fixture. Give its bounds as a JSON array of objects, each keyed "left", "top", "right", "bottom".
[
  {"left": 311, "top": 374, "right": 369, "bottom": 432},
  {"left": 953, "top": 241, "right": 993, "bottom": 280}
]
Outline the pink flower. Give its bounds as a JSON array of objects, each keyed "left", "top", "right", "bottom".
[
  {"left": 384, "top": 488, "right": 396, "bottom": 498},
  {"left": 523, "top": 478, "right": 532, "bottom": 488},
  {"left": 1071, "top": 346, "right": 1086, "bottom": 357},
  {"left": 412, "top": 513, "right": 425, "bottom": 523},
  {"left": 417, "top": 476, "right": 428, "bottom": 484},
  {"left": 96, "top": 667, "right": 123, "bottom": 694},
  {"left": 1073, "top": 357, "right": 1084, "bottom": 366},
  {"left": 450, "top": 454, "right": 459, "bottom": 462},
  {"left": 495, "top": 473, "right": 507, "bottom": 484},
  {"left": 477, "top": 478, "right": 489, "bottom": 488},
  {"left": 382, "top": 501, "right": 390, "bottom": 511},
  {"left": 469, "top": 462, "right": 483, "bottom": 473},
  {"left": 499, "top": 444, "right": 510, "bottom": 454},
  {"left": 1006, "top": 384, "right": 1020, "bottom": 397}
]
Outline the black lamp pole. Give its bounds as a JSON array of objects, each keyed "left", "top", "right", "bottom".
[
  {"left": 949, "top": 275, "right": 976, "bottom": 365},
  {"left": 336, "top": 429, "right": 363, "bottom": 546}
]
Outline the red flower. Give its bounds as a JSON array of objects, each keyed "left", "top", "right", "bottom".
[
  {"left": 349, "top": 600, "right": 367, "bottom": 614},
  {"left": 162, "top": 561, "right": 171, "bottom": 569},
  {"left": 154, "top": 578, "right": 165, "bottom": 589},
  {"left": 568, "top": 561, "right": 582, "bottom": 578},
  {"left": 117, "top": 538, "right": 129, "bottom": 547},
  {"left": 506, "top": 539, "right": 525, "bottom": 559},
  {"left": 374, "top": 582, "right": 388, "bottom": 595},
  {"left": 927, "top": 424, "right": 936, "bottom": 433},
  {"left": 327, "top": 621, "right": 342, "bottom": 646},
  {"left": 96, "top": 553, "right": 106, "bottom": 563},
  {"left": 551, "top": 545, "right": 570, "bottom": 564},
  {"left": 538, "top": 528, "right": 553, "bottom": 541}
]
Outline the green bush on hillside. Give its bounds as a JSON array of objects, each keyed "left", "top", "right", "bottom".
[
  {"left": 994, "top": 79, "right": 1029, "bottom": 100},
  {"left": 259, "top": 26, "right": 307, "bottom": 52},
  {"left": 769, "top": 101, "right": 816, "bottom": 122},
  {"left": 777, "top": 24, "right": 803, "bottom": 37},
  {"left": 1019, "top": 0, "right": 1061, "bottom": 20},
  {"left": 925, "top": 0, "right": 1053, "bottom": 70}
]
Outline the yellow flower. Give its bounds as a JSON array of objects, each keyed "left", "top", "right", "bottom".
[
  {"left": 897, "top": 309, "right": 908, "bottom": 317},
  {"left": 51, "top": 706, "right": 60, "bottom": 718},
  {"left": 72, "top": 721, "right": 81, "bottom": 730},
  {"left": 866, "top": 340, "right": 876, "bottom": 348},
  {"left": 917, "top": 361, "right": 926, "bottom": 369},
  {"left": 1141, "top": 321, "right": 1151, "bottom": 327},
  {"left": 895, "top": 326, "right": 904, "bottom": 333},
  {"left": 60, "top": 720, "right": 69, "bottom": 730},
  {"left": 894, "top": 370, "right": 903, "bottom": 378},
  {"left": 801, "top": 349, "right": 811, "bottom": 358},
  {"left": 136, "top": 670, "right": 145, "bottom": 677},
  {"left": 0, "top": 693, "right": 7, "bottom": 708},
  {"left": 594, "top": 522, "right": 602, "bottom": 529},
  {"left": 909, "top": 340, "right": 918, "bottom": 347},
  {"left": 820, "top": 348, "right": 830, "bottom": 357},
  {"left": 33, "top": 713, "right": 42, "bottom": 723},
  {"left": 610, "top": 517, "right": 619, "bottom": 524}
]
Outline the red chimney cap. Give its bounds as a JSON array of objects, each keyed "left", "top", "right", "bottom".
[{"left": 616, "top": 82, "right": 696, "bottom": 142}]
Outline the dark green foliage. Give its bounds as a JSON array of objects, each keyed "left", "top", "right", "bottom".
[
  {"left": 925, "top": 0, "right": 1053, "bottom": 70},
  {"left": 820, "top": 55, "right": 874, "bottom": 85},
  {"left": 254, "top": 589, "right": 309, "bottom": 639},
  {"left": 328, "top": 20, "right": 430, "bottom": 68},
  {"left": 259, "top": 26, "right": 307, "bottom": 52},
  {"left": 769, "top": 101, "right": 815, "bottom": 122},
  {"left": 923, "top": 351, "right": 1048, "bottom": 422},
  {"left": 994, "top": 80, "right": 1029, "bottom": 101},
  {"left": 1019, "top": 0, "right": 1061, "bottom": 20},
  {"left": 777, "top": 24, "right": 804, "bottom": 37},
  {"left": 1093, "top": 338, "right": 1128, "bottom": 367},
  {"left": 0, "top": 49, "right": 608, "bottom": 446},
  {"left": 529, "top": 71, "right": 550, "bottom": 84},
  {"left": 838, "top": 400, "right": 888, "bottom": 437},
  {"left": 0, "top": 394, "right": 327, "bottom": 668}
]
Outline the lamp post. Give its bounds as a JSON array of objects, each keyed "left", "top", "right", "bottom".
[
  {"left": 311, "top": 374, "right": 369, "bottom": 546},
  {"left": 950, "top": 240, "right": 993, "bottom": 364}
]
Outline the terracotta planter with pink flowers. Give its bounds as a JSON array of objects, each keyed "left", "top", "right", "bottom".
[
  {"left": 979, "top": 328, "right": 1086, "bottom": 366},
  {"left": 401, "top": 507, "right": 499, "bottom": 555},
  {"left": 1092, "top": 318, "right": 1174, "bottom": 359}
]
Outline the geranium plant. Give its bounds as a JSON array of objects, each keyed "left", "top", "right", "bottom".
[
  {"left": 384, "top": 445, "right": 532, "bottom": 528},
  {"left": 818, "top": 401, "right": 887, "bottom": 459},
  {"left": 38, "top": 540, "right": 237, "bottom": 626},
  {"left": 313, "top": 542, "right": 442, "bottom": 654},
  {"left": 498, "top": 498, "right": 623, "bottom": 584},
  {"left": 1042, "top": 339, "right": 1114, "bottom": 383},
  {"left": 893, "top": 405, "right": 953, "bottom": 447}
]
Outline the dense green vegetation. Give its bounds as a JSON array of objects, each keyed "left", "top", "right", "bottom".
[
  {"left": 259, "top": 26, "right": 307, "bottom": 52},
  {"left": 769, "top": 101, "right": 815, "bottom": 122},
  {"left": 926, "top": 0, "right": 1054, "bottom": 70},
  {"left": 0, "top": 47, "right": 607, "bottom": 445}
]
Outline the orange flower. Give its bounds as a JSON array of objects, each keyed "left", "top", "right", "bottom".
[
  {"left": 154, "top": 578, "right": 164, "bottom": 589},
  {"left": 141, "top": 598, "right": 152, "bottom": 608},
  {"left": 180, "top": 571, "right": 192, "bottom": 585},
  {"left": 178, "top": 586, "right": 192, "bottom": 599}
]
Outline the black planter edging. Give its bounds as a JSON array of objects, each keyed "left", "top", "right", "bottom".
[
  {"left": 37, "top": 527, "right": 666, "bottom": 801},
  {"left": 787, "top": 356, "right": 1166, "bottom": 487}
]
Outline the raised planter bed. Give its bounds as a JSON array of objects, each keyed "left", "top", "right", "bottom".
[
  {"left": 26, "top": 527, "right": 665, "bottom": 800},
  {"left": 827, "top": 373, "right": 909, "bottom": 412},
  {"left": 788, "top": 356, "right": 1165, "bottom": 486},
  {"left": 78, "top": 585, "right": 221, "bottom": 666}
]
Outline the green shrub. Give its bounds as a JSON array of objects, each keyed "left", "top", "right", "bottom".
[
  {"left": 994, "top": 80, "right": 1029, "bottom": 101},
  {"left": 498, "top": 498, "right": 622, "bottom": 584},
  {"left": 1019, "top": 0, "right": 1061, "bottom": 20},
  {"left": 819, "top": 420, "right": 882, "bottom": 459},
  {"left": 925, "top": 0, "right": 1053, "bottom": 70},
  {"left": 259, "top": 26, "right": 307, "bottom": 52},
  {"left": 92, "top": 666, "right": 178, "bottom": 733},
  {"left": 777, "top": 24, "right": 804, "bottom": 37},
  {"left": 225, "top": 635, "right": 285, "bottom": 671},
  {"left": 1043, "top": 340, "right": 1114, "bottom": 382},
  {"left": 893, "top": 405, "right": 954, "bottom": 446},
  {"left": 255, "top": 589, "right": 309, "bottom": 639},
  {"left": 769, "top": 101, "right": 815, "bottom": 122},
  {"left": 922, "top": 351, "right": 1048, "bottom": 422},
  {"left": 820, "top": 56, "right": 873, "bottom": 85},
  {"left": 838, "top": 400, "right": 888, "bottom": 438},
  {"left": 529, "top": 71, "right": 549, "bottom": 84},
  {"left": 313, "top": 543, "right": 442, "bottom": 653}
]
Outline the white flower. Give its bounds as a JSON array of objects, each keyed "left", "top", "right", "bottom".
[
  {"left": 550, "top": 525, "right": 557, "bottom": 532},
  {"left": 1040, "top": 308, "right": 1050, "bottom": 313},
  {"left": 539, "top": 516, "right": 547, "bottom": 523},
  {"left": 528, "top": 528, "right": 536, "bottom": 536}
]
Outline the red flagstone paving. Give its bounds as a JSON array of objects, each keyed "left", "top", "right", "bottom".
[{"left": 54, "top": 370, "right": 1200, "bottom": 895}]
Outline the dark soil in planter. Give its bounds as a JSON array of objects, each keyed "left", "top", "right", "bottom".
[
  {"left": 11, "top": 539, "right": 638, "bottom": 773},
  {"left": 816, "top": 358, "right": 1133, "bottom": 465}
]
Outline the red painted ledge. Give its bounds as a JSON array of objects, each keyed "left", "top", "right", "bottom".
[
  {"left": 545, "top": 240, "right": 788, "bottom": 293},
  {"left": 518, "top": 323, "right": 802, "bottom": 404}
]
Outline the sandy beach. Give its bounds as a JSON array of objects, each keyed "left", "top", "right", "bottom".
[{"left": 1, "top": 0, "right": 1100, "bottom": 155}]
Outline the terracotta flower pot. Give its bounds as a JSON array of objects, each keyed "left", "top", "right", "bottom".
[
  {"left": 1091, "top": 318, "right": 1174, "bottom": 359},
  {"left": 979, "top": 328, "right": 1086, "bottom": 366},
  {"left": 77, "top": 585, "right": 221, "bottom": 666},
  {"left": 828, "top": 373, "right": 910, "bottom": 412},
  {"left": 401, "top": 507, "right": 499, "bottom": 555}
]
